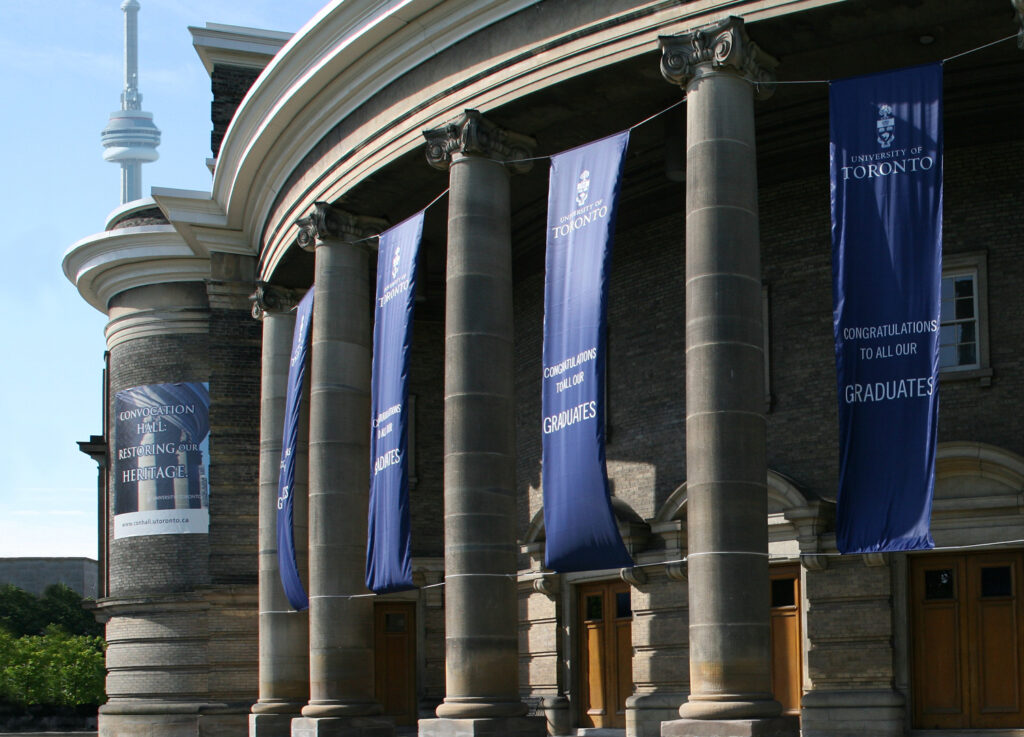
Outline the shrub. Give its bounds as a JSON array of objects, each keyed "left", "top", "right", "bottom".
[{"left": 0, "top": 626, "right": 105, "bottom": 707}]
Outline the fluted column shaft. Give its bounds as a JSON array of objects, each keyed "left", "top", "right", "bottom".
[
  {"left": 424, "top": 111, "right": 535, "bottom": 720},
  {"left": 252, "top": 298, "right": 309, "bottom": 723},
  {"left": 299, "top": 206, "right": 381, "bottom": 719},
  {"left": 660, "top": 18, "right": 782, "bottom": 722}
]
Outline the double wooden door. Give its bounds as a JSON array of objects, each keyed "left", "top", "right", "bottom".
[
  {"left": 578, "top": 581, "right": 633, "bottom": 728},
  {"left": 911, "top": 551, "right": 1024, "bottom": 729}
]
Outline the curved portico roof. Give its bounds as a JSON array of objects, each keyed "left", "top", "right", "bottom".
[{"left": 212, "top": 0, "right": 848, "bottom": 283}]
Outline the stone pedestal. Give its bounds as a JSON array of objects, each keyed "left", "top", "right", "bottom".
[
  {"left": 291, "top": 716, "right": 394, "bottom": 737},
  {"left": 658, "top": 17, "right": 794, "bottom": 737},
  {"left": 421, "top": 112, "right": 541, "bottom": 737},
  {"left": 661, "top": 717, "right": 799, "bottom": 737},
  {"left": 418, "top": 717, "right": 546, "bottom": 737},
  {"left": 252, "top": 714, "right": 297, "bottom": 737}
]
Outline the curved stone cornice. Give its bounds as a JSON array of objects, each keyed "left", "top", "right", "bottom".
[
  {"left": 218, "top": 0, "right": 837, "bottom": 282},
  {"left": 659, "top": 16, "right": 778, "bottom": 98},
  {"left": 63, "top": 225, "right": 211, "bottom": 313},
  {"left": 423, "top": 109, "right": 536, "bottom": 173},
  {"left": 214, "top": 0, "right": 540, "bottom": 235}
]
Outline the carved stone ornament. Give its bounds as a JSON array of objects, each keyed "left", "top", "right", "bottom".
[
  {"left": 801, "top": 554, "right": 830, "bottom": 572},
  {"left": 294, "top": 202, "right": 387, "bottom": 252},
  {"left": 665, "top": 560, "right": 688, "bottom": 581},
  {"left": 1015, "top": 0, "right": 1024, "bottom": 49},
  {"left": 620, "top": 566, "right": 647, "bottom": 587},
  {"left": 423, "top": 109, "right": 537, "bottom": 174},
  {"left": 532, "top": 573, "right": 560, "bottom": 598},
  {"left": 248, "top": 282, "right": 295, "bottom": 320},
  {"left": 659, "top": 16, "right": 779, "bottom": 100}
]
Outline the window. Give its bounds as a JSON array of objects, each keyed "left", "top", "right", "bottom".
[{"left": 940, "top": 252, "right": 991, "bottom": 384}]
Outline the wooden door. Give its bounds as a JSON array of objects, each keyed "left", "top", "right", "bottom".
[
  {"left": 374, "top": 601, "right": 417, "bottom": 726},
  {"left": 578, "top": 581, "right": 632, "bottom": 728},
  {"left": 770, "top": 566, "right": 802, "bottom": 715},
  {"left": 911, "top": 551, "right": 1024, "bottom": 729}
]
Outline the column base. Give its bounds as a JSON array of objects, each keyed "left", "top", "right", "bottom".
[
  {"left": 251, "top": 713, "right": 299, "bottom": 737},
  {"left": 418, "top": 717, "right": 546, "bottom": 737},
  {"left": 627, "top": 693, "right": 687, "bottom": 737},
  {"left": 291, "top": 716, "right": 394, "bottom": 737},
  {"left": 660, "top": 716, "right": 798, "bottom": 737}
]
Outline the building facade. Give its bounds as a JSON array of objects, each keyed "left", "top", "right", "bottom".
[{"left": 64, "top": 2, "right": 1024, "bottom": 737}]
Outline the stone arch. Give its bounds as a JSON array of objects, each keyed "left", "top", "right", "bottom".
[
  {"left": 523, "top": 496, "right": 651, "bottom": 555},
  {"left": 652, "top": 470, "right": 832, "bottom": 560},
  {"left": 652, "top": 469, "right": 812, "bottom": 523},
  {"left": 930, "top": 441, "right": 1024, "bottom": 545}
]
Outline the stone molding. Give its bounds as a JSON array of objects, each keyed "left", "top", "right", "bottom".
[
  {"left": 423, "top": 109, "right": 536, "bottom": 173},
  {"left": 64, "top": 225, "right": 211, "bottom": 314},
  {"left": 532, "top": 573, "right": 560, "bottom": 599},
  {"left": 294, "top": 202, "right": 387, "bottom": 251},
  {"left": 659, "top": 16, "right": 778, "bottom": 99},
  {"left": 620, "top": 566, "right": 647, "bottom": 586},
  {"left": 104, "top": 307, "right": 210, "bottom": 350}
]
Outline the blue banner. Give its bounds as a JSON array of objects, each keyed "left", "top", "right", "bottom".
[
  {"left": 277, "top": 288, "right": 313, "bottom": 611},
  {"left": 541, "top": 132, "right": 633, "bottom": 572},
  {"left": 366, "top": 212, "right": 423, "bottom": 593},
  {"left": 830, "top": 64, "right": 942, "bottom": 553}
]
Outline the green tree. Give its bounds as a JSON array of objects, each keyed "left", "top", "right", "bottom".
[
  {"left": 0, "top": 627, "right": 105, "bottom": 707},
  {"left": 0, "top": 584, "right": 46, "bottom": 636},
  {"left": 40, "top": 584, "right": 103, "bottom": 637}
]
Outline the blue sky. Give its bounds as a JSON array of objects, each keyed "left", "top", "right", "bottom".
[{"left": 0, "top": 0, "right": 327, "bottom": 558}]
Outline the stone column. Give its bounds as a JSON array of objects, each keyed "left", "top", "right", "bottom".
[
  {"left": 292, "top": 204, "right": 391, "bottom": 737},
  {"left": 419, "top": 110, "right": 543, "bottom": 737},
  {"left": 250, "top": 286, "right": 310, "bottom": 737},
  {"left": 659, "top": 17, "right": 795, "bottom": 735}
]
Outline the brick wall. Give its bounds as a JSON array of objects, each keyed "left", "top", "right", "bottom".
[{"left": 211, "top": 64, "right": 263, "bottom": 158}]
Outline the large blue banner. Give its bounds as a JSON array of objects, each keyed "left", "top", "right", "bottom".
[
  {"left": 830, "top": 64, "right": 942, "bottom": 553},
  {"left": 366, "top": 212, "right": 423, "bottom": 593},
  {"left": 277, "top": 288, "right": 313, "bottom": 611},
  {"left": 542, "top": 132, "right": 633, "bottom": 572}
]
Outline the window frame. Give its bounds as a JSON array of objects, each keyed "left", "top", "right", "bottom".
[{"left": 939, "top": 251, "right": 991, "bottom": 385}]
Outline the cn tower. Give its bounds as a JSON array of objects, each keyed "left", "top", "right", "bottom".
[{"left": 101, "top": 0, "right": 160, "bottom": 204}]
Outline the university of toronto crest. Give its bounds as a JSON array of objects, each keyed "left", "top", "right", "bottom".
[
  {"left": 392, "top": 246, "right": 401, "bottom": 279},
  {"left": 576, "top": 170, "right": 590, "bottom": 207},
  {"left": 876, "top": 104, "right": 895, "bottom": 149}
]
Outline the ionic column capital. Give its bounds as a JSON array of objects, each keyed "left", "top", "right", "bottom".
[
  {"left": 659, "top": 16, "right": 778, "bottom": 99},
  {"left": 249, "top": 282, "right": 301, "bottom": 321},
  {"left": 294, "top": 202, "right": 386, "bottom": 251},
  {"left": 423, "top": 109, "right": 536, "bottom": 174}
]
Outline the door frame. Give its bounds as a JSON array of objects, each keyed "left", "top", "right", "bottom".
[{"left": 570, "top": 577, "right": 634, "bottom": 730}]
